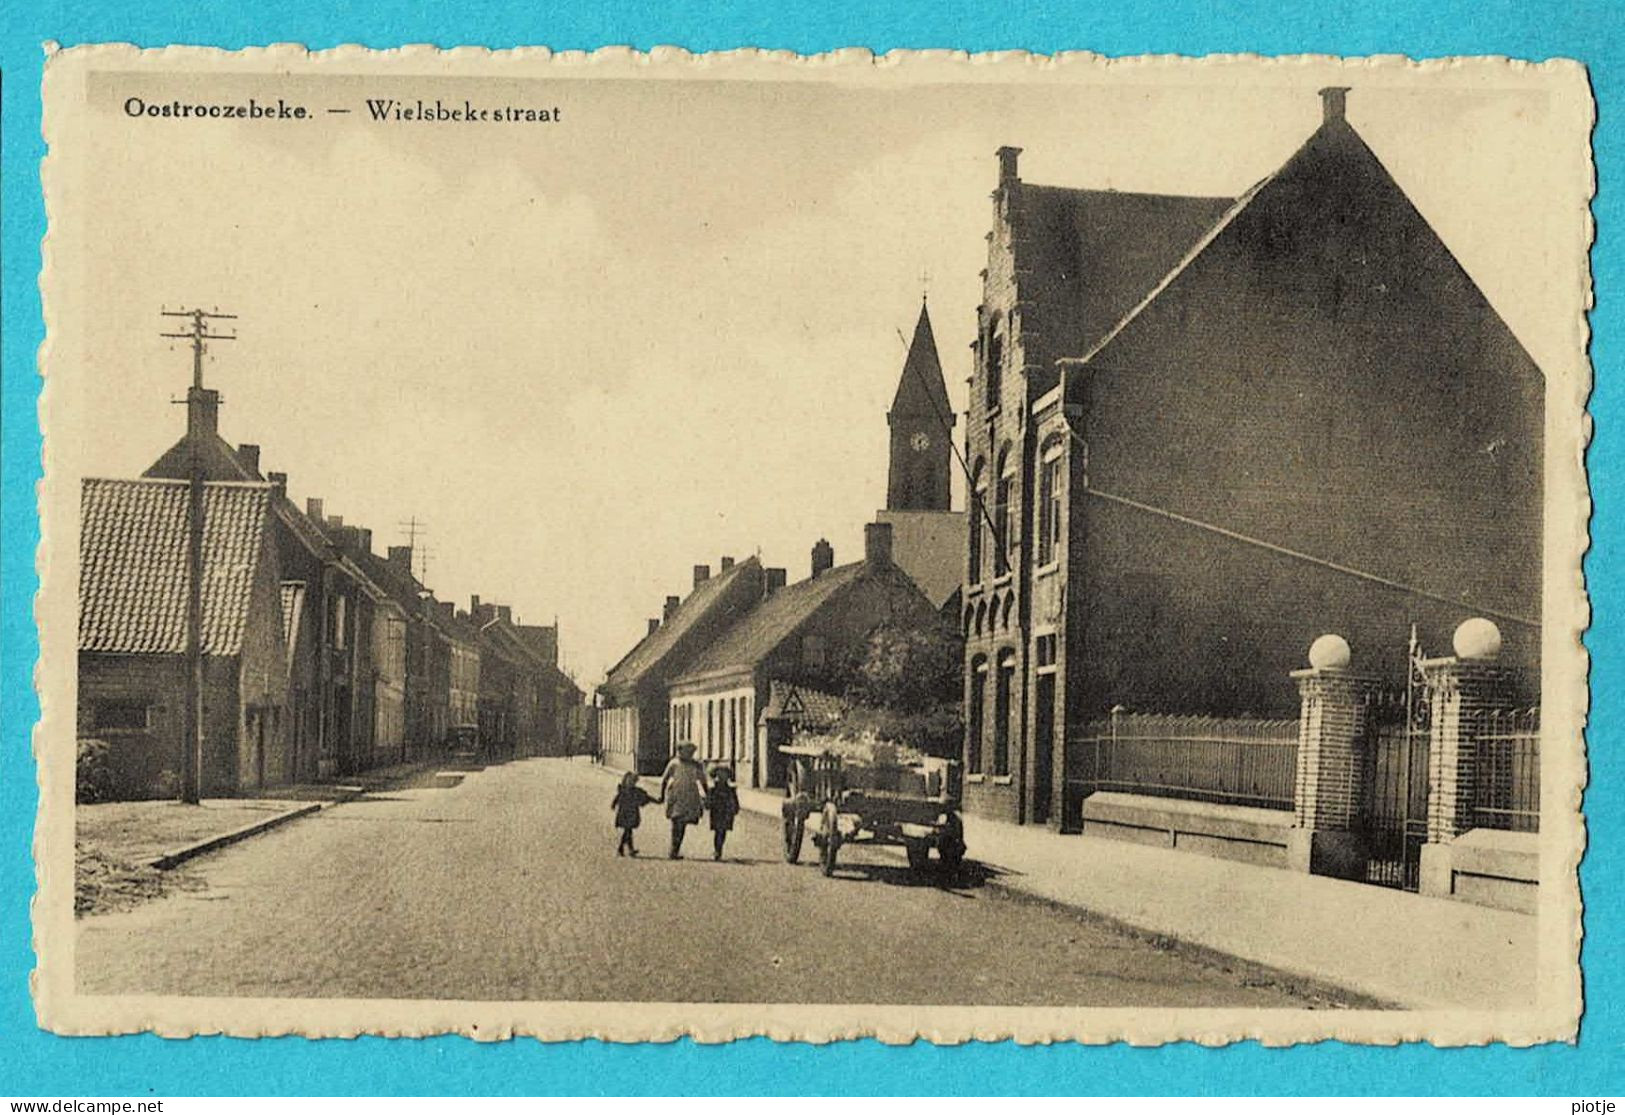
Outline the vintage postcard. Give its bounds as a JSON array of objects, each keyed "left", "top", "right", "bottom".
[{"left": 34, "top": 45, "right": 1592, "bottom": 1045}]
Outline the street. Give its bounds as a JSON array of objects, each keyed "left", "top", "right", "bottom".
[{"left": 77, "top": 758, "right": 1344, "bottom": 1006}]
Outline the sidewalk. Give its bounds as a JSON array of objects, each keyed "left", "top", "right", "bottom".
[
  {"left": 76, "top": 759, "right": 455, "bottom": 916},
  {"left": 726, "top": 781, "right": 1533, "bottom": 1011}
]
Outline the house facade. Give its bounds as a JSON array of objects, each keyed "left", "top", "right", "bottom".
[
  {"left": 669, "top": 525, "right": 941, "bottom": 789},
  {"left": 78, "top": 477, "right": 289, "bottom": 798},
  {"left": 960, "top": 88, "right": 1544, "bottom": 826},
  {"left": 598, "top": 556, "right": 770, "bottom": 775}
]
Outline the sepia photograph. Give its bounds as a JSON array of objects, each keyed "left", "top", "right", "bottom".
[{"left": 33, "top": 46, "right": 1591, "bottom": 1045}]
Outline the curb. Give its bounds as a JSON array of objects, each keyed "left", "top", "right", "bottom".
[
  {"left": 144, "top": 767, "right": 427, "bottom": 870},
  {"left": 147, "top": 801, "right": 325, "bottom": 870}
]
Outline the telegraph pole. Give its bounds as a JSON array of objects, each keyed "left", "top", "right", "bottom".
[{"left": 161, "top": 307, "right": 238, "bottom": 804}]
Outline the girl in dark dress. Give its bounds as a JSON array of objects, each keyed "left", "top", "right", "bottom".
[
  {"left": 706, "top": 767, "right": 741, "bottom": 861},
  {"left": 611, "top": 771, "right": 655, "bottom": 856}
]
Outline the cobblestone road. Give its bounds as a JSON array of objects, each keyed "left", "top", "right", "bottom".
[{"left": 77, "top": 757, "right": 1346, "bottom": 1006}]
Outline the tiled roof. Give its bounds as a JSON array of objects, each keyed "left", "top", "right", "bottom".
[
  {"left": 80, "top": 478, "right": 273, "bottom": 656},
  {"left": 1020, "top": 185, "right": 1235, "bottom": 363},
  {"left": 759, "top": 680, "right": 847, "bottom": 726},
  {"left": 673, "top": 561, "right": 865, "bottom": 682},
  {"left": 605, "top": 557, "right": 762, "bottom": 688}
]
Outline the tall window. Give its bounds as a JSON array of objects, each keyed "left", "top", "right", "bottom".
[
  {"left": 968, "top": 658, "right": 988, "bottom": 774},
  {"left": 985, "top": 324, "right": 1004, "bottom": 410},
  {"left": 993, "top": 448, "right": 1013, "bottom": 577},
  {"left": 969, "top": 461, "right": 987, "bottom": 584},
  {"left": 994, "top": 651, "right": 1016, "bottom": 777},
  {"left": 1037, "top": 447, "right": 1063, "bottom": 567},
  {"left": 728, "top": 697, "right": 738, "bottom": 759}
]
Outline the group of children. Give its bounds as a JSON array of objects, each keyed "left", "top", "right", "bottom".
[{"left": 611, "top": 741, "right": 740, "bottom": 861}]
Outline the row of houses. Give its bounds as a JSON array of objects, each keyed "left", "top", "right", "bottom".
[
  {"left": 598, "top": 527, "right": 945, "bottom": 787},
  {"left": 77, "top": 383, "right": 585, "bottom": 801}
]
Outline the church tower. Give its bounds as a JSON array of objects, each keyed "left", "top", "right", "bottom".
[{"left": 886, "top": 300, "right": 954, "bottom": 511}]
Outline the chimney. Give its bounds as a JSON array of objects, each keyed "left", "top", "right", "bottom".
[
  {"left": 693, "top": 564, "right": 711, "bottom": 587},
  {"left": 996, "top": 146, "right": 1022, "bottom": 187},
  {"left": 811, "top": 538, "right": 834, "bottom": 578},
  {"left": 664, "top": 595, "right": 681, "bottom": 621},
  {"left": 437, "top": 601, "right": 455, "bottom": 621},
  {"left": 358, "top": 528, "right": 372, "bottom": 554},
  {"left": 1320, "top": 86, "right": 1349, "bottom": 123},
  {"left": 388, "top": 545, "right": 413, "bottom": 572},
  {"left": 186, "top": 386, "right": 220, "bottom": 441},
  {"left": 766, "top": 567, "right": 787, "bottom": 595},
  {"left": 326, "top": 514, "right": 344, "bottom": 530},
  {"left": 720, "top": 555, "right": 735, "bottom": 571},
  {"left": 236, "top": 443, "right": 261, "bottom": 476},
  {"left": 306, "top": 497, "right": 324, "bottom": 523},
  {"left": 267, "top": 471, "right": 287, "bottom": 499},
  {"left": 864, "top": 521, "right": 893, "bottom": 568},
  {"left": 647, "top": 618, "right": 661, "bottom": 637},
  {"left": 496, "top": 605, "right": 512, "bottom": 625},
  {"left": 470, "top": 594, "right": 481, "bottom": 613}
]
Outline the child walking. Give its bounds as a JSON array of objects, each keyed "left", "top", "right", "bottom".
[
  {"left": 611, "top": 770, "right": 655, "bottom": 856},
  {"left": 706, "top": 766, "right": 741, "bottom": 861}
]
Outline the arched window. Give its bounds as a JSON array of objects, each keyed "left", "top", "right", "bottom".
[
  {"left": 994, "top": 446, "right": 1014, "bottom": 577},
  {"left": 969, "top": 459, "right": 986, "bottom": 585},
  {"left": 994, "top": 649, "right": 1016, "bottom": 777},
  {"left": 967, "top": 656, "right": 988, "bottom": 774}
]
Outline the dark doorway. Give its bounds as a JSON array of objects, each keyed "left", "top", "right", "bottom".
[{"left": 1033, "top": 672, "right": 1055, "bottom": 825}]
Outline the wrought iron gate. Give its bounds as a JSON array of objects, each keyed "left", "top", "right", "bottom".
[{"left": 1357, "top": 685, "right": 1430, "bottom": 890}]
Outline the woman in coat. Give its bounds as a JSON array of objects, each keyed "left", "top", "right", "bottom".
[{"left": 659, "top": 742, "right": 710, "bottom": 859}]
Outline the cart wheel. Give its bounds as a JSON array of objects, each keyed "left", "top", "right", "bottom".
[
  {"left": 906, "top": 842, "right": 930, "bottom": 873},
  {"left": 938, "top": 813, "right": 966, "bottom": 872},
  {"left": 783, "top": 810, "right": 804, "bottom": 864},
  {"left": 819, "top": 802, "right": 841, "bottom": 877}
]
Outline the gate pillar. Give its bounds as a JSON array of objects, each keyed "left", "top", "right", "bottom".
[
  {"left": 1287, "top": 634, "right": 1377, "bottom": 879},
  {"left": 1419, "top": 619, "right": 1521, "bottom": 897}
]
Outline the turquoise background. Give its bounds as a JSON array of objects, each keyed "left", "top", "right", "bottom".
[{"left": 2, "top": 0, "right": 1618, "bottom": 1095}]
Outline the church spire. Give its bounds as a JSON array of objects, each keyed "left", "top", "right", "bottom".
[
  {"left": 886, "top": 300, "right": 954, "bottom": 512},
  {"left": 891, "top": 300, "right": 952, "bottom": 418}
]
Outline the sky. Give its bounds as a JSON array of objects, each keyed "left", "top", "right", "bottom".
[{"left": 55, "top": 56, "right": 1589, "bottom": 687}]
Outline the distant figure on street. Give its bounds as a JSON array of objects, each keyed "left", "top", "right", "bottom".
[
  {"left": 706, "top": 766, "right": 740, "bottom": 861},
  {"left": 660, "top": 742, "right": 709, "bottom": 859},
  {"left": 611, "top": 770, "right": 655, "bottom": 857}
]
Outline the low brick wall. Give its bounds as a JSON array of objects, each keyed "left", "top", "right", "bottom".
[
  {"left": 1081, "top": 791, "right": 1297, "bottom": 870},
  {"left": 1419, "top": 828, "right": 1539, "bottom": 914}
]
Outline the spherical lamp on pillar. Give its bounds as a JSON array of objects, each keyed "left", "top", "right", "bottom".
[
  {"left": 1452, "top": 617, "right": 1503, "bottom": 661},
  {"left": 1307, "top": 633, "right": 1352, "bottom": 671}
]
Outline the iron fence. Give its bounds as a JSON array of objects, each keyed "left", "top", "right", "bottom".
[
  {"left": 1470, "top": 706, "right": 1540, "bottom": 833},
  {"left": 1064, "top": 712, "right": 1300, "bottom": 813}
]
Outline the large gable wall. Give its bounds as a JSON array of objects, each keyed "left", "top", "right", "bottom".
[{"left": 1070, "top": 121, "right": 1542, "bottom": 714}]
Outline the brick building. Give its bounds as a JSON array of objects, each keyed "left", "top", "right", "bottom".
[
  {"left": 598, "top": 556, "right": 770, "bottom": 775},
  {"left": 668, "top": 524, "right": 940, "bottom": 789},
  {"left": 78, "top": 478, "right": 288, "bottom": 797},
  {"left": 961, "top": 88, "right": 1543, "bottom": 826},
  {"left": 145, "top": 395, "right": 379, "bottom": 779}
]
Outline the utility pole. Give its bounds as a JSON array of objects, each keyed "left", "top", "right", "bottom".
[{"left": 161, "top": 307, "right": 238, "bottom": 804}]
